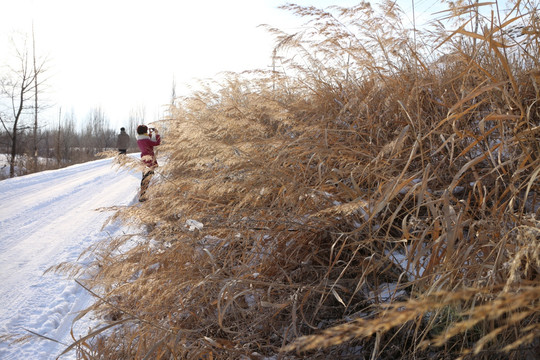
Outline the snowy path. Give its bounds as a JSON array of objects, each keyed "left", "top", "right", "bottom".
[{"left": 0, "top": 158, "right": 141, "bottom": 359}]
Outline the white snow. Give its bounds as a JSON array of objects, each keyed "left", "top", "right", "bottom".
[
  {"left": 0, "top": 157, "right": 142, "bottom": 359},
  {"left": 185, "top": 219, "right": 204, "bottom": 231},
  {"left": 368, "top": 282, "right": 407, "bottom": 303}
]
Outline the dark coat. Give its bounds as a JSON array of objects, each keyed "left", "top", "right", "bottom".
[{"left": 117, "top": 130, "right": 130, "bottom": 150}]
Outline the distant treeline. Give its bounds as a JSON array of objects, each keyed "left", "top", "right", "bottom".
[{"left": 0, "top": 113, "right": 139, "bottom": 179}]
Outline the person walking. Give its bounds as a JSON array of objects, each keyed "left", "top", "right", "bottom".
[
  {"left": 116, "top": 127, "right": 130, "bottom": 155},
  {"left": 136, "top": 124, "right": 161, "bottom": 202}
]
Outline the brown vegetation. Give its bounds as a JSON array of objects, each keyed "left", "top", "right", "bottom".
[{"left": 66, "top": 1, "right": 538, "bottom": 359}]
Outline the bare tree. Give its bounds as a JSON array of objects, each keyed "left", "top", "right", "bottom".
[
  {"left": 61, "top": 110, "right": 77, "bottom": 162},
  {"left": 32, "top": 22, "right": 39, "bottom": 172},
  {"left": 0, "top": 36, "right": 46, "bottom": 177},
  {"left": 54, "top": 108, "right": 62, "bottom": 167},
  {"left": 82, "top": 106, "right": 114, "bottom": 152},
  {"left": 128, "top": 104, "right": 145, "bottom": 147}
]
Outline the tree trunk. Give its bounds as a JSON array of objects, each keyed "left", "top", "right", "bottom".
[
  {"left": 9, "top": 84, "right": 25, "bottom": 178},
  {"left": 32, "top": 22, "right": 39, "bottom": 172},
  {"left": 10, "top": 121, "right": 17, "bottom": 177}
]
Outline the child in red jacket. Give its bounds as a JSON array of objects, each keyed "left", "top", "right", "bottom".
[{"left": 136, "top": 125, "right": 161, "bottom": 201}]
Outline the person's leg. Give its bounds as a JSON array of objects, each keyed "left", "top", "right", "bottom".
[{"left": 139, "top": 170, "right": 154, "bottom": 201}]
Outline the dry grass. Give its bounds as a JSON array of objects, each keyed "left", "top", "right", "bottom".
[{"left": 56, "top": 1, "right": 540, "bottom": 359}]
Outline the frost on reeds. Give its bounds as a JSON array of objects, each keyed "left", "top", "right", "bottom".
[{"left": 70, "top": 1, "right": 538, "bottom": 359}]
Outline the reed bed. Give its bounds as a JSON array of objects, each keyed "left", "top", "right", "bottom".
[{"left": 67, "top": 1, "right": 538, "bottom": 359}]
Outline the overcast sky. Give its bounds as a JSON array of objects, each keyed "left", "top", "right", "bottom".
[{"left": 1, "top": 0, "right": 442, "bottom": 130}]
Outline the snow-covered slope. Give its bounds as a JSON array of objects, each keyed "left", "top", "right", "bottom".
[{"left": 0, "top": 157, "right": 141, "bottom": 359}]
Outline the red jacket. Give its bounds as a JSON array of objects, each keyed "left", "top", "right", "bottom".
[{"left": 137, "top": 133, "right": 161, "bottom": 168}]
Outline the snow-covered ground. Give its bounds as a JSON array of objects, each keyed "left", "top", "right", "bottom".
[{"left": 0, "top": 157, "right": 141, "bottom": 359}]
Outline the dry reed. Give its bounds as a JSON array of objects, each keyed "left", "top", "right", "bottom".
[{"left": 55, "top": 1, "right": 540, "bottom": 359}]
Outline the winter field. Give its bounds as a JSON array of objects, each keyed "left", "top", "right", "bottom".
[{"left": 0, "top": 157, "right": 141, "bottom": 359}]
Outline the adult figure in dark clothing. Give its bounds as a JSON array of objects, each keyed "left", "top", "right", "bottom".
[{"left": 116, "top": 127, "right": 130, "bottom": 155}]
